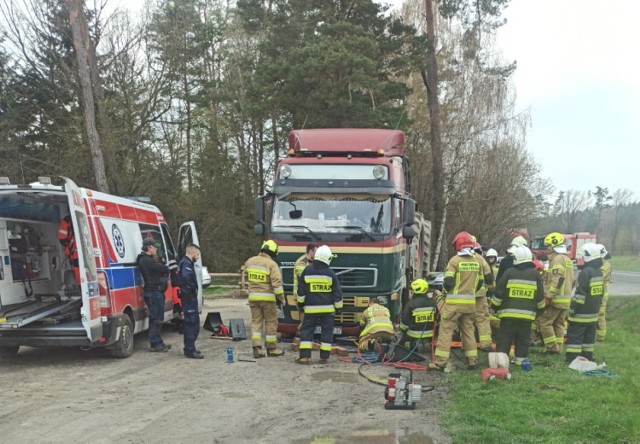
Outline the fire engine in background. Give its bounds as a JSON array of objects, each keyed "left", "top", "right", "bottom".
[
  {"left": 254, "top": 129, "right": 431, "bottom": 337},
  {"left": 0, "top": 177, "right": 201, "bottom": 359},
  {"left": 531, "top": 232, "right": 597, "bottom": 266}
]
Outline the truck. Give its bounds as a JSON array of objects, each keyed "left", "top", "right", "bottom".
[
  {"left": 254, "top": 129, "right": 431, "bottom": 337},
  {"left": 531, "top": 232, "right": 597, "bottom": 266},
  {"left": 0, "top": 177, "right": 201, "bottom": 358}
]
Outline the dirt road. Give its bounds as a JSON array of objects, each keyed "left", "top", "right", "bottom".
[{"left": 0, "top": 297, "right": 451, "bottom": 443}]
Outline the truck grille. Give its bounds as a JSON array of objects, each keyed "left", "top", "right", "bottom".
[
  {"left": 335, "top": 312, "right": 358, "bottom": 324},
  {"left": 334, "top": 268, "right": 377, "bottom": 288}
]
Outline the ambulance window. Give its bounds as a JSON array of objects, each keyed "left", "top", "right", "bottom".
[
  {"left": 161, "top": 223, "right": 176, "bottom": 261},
  {"left": 139, "top": 224, "right": 166, "bottom": 261}
]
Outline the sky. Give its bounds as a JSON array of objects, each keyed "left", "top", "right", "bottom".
[{"left": 492, "top": 0, "right": 640, "bottom": 195}]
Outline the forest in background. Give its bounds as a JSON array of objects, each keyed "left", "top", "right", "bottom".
[{"left": 0, "top": 0, "right": 637, "bottom": 271}]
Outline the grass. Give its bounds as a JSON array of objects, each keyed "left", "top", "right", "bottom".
[
  {"left": 203, "top": 286, "right": 238, "bottom": 299},
  {"left": 442, "top": 296, "right": 640, "bottom": 443},
  {"left": 609, "top": 256, "right": 640, "bottom": 272}
]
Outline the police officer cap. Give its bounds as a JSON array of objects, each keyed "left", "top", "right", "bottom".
[{"left": 142, "top": 238, "right": 159, "bottom": 248}]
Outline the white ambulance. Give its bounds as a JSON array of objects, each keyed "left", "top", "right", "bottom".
[{"left": 0, "top": 177, "right": 201, "bottom": 358}]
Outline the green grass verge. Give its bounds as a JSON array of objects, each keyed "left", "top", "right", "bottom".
[
  {"left": 442, "top": 296, "right": 640, "bottom": 443},
  {"left": 609, "top": 256, "right": 640, "bottom": 272}
]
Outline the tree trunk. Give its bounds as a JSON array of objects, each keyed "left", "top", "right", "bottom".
[
  {"left": 67, "top": 0, "right": 109, "bottom": 193},
  {"left": 423, "top": 0, "right": 444, "bottom": 270}
]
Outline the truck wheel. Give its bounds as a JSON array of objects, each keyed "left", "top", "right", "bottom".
[
  {"left": 110, "top": 316, "right": 134, "bottom": 359},
  {"left": 0, "top": 346, "right": 20, "bottom": 358}
]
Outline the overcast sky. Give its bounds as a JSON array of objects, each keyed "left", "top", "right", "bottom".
[{"left": 494, "top": 0, "right": 639, "bottom": 195}]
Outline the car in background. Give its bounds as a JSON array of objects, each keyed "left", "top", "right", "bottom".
[
  {"left": 427, "top": 272, "right": 444, "bottom": 292},
  {"left": 202, "top": 266, "right": 212, "bottom": 288}
]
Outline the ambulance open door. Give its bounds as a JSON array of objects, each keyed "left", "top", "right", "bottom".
[
  {"left": 177, "top": 222, "right": 203, "bottom": 312},
  {"left": 63, "top": 177, "right": 101, "bottom": 343}
]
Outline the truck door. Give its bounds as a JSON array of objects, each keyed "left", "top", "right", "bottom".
[
  {"left": 63, "top": 178, "right": 101, "bottom": 342},
  {"left": 177, "top": 222, "right": 203, "bottom": 312}
]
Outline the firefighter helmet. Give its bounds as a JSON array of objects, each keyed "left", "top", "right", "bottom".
[
  {"left": 544, "top": 232, "right": 564, "bottom": 247},
  {"left": 581, "top": 243, "right": 602, "bottom": 263},
  {"left": 411, "top": 278, "right": 429, "bottom": 294},
  {"left": 452, "top": 231, "right": 474, "bottom": 251},
  {"left": 596, "top": 243, "right": 608, "bottom": 258},
  {"left": 511, "top": 235, "right": 528, "bottom": 247},
  {"left": 261, "top": 239, "right": 278, "bottom": 256},
  {"left": 512, "top": 245, "right": 533, "bottom": 265},
  {"left": 486, "top": 248, "right": 498, "bottom": 258},
  {"left": 315, "top": 245, "right": 335, "bottom": 265}
]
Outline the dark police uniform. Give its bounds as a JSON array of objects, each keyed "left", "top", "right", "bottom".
[
  {"left": 178, "top": 255, "right": 201, "bottom": 358},
  {"left": 297, "top": 260, "right": 343, "bottom": 361},
  {"left": 137, "top": 245, "right": 169, "bottom": 350}
]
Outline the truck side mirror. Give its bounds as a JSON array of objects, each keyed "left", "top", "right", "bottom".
[
  {"left": 403, "top": 198, "right": 416, "bottom": 226},
  {"left": 254, "top": 196, "right": 266, "bottom": 236},
  {"left": 402, "top": 225, "right": 415, "bottom": 239},
  {"left": 254, "top": 223, "right": 265, "bottom": 236}
]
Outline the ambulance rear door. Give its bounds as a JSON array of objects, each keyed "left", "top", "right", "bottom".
[
  {"left": 177, "top": 222, "right": 203, "bottom": 312},
  {"left": 63, "top": 178, "right": 101, "bottom": 342}
]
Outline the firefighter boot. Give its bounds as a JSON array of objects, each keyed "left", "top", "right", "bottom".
[
  {"left": 267, "top": 348, "right": 285, "bottom": 357},
  {"left": 253, "top": 346, "right": 266, "bottom": 358},
  {"left": 468, "top": 357, "right": 478, "bottom": 370}
]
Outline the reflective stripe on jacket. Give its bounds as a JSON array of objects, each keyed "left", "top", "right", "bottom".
[
  {"left": 297, "top": 261, "right": 343, "bottom": 314},
  {"left": 244, "top": 253, "right": 284, "bottom": 303},
  {"left": 493, "top": 263, "right": 545, "bottom": 321},
  {"left": 359, "top": 304, "right": 394, "bottom": 338}
]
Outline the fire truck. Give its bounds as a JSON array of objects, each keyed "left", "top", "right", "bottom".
[
  {"left": 254, "top": 129, "right": 430, "bottom": 337},
  {"left": 0, "top": 177, "right": 201, "bottom": 358},
  {"left": 531, "top": 232, "right": 597, "bottom": 266}
]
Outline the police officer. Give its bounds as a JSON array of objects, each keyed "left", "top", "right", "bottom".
[
  {"left": 137, "top": 238, "right": 171, "bottom": 352},
  {"left": 179, "top": 244, "right": 203, "bottom": 359},
  {"left": 399, "top": 279, "right": 437, "bottom": 348},
  {"left": 296, "top": 245, "right": 343, "bottom": 365},
  {"left": 244, "top": 240, "right": 286, "bottom": 358}
]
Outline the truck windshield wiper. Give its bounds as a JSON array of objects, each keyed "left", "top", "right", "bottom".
[
  {"left": 274, "top": 225, "right": 321, "bottom": 240},
  {"left": 327, "top": 225, "right": 376, "bottom": 242}
]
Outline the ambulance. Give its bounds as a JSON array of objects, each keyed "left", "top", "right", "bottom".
[{"left": 0, "top": 177, "right": 202, "bottom": 358}]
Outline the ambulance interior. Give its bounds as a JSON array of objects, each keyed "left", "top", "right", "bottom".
[{"left": 0, "top": 192, "right": 83, "bottom": 329}]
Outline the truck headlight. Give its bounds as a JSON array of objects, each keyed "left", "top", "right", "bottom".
[{"left": 377, "top": 295, "right": 388, "bottom": 305}]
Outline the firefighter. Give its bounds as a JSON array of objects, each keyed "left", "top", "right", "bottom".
[
  {"left": 485, "top": 249, "right": 499, "bottom": 277},
  {"left": 538, "top": 232, "right": 574, "bottom": 354},
  {"left": 178, "top": 244, "right": 203, "bottom": 359},
  {"left": 471, "top": 236, "right": 494, "bottom": 351},
  {"left": 293, "top": 244, "right": 317, "bottom": 336},
  {"left": 496, "top": 235, "right": 528, "bottom": 283},
  {"left": 359, "top": 297, "right": 395, "bottom": 349},
  {"left": 566, "top": 243, "right": 604, "bottom": 362},
  {"left": 492, "top": 245, "right": 545, "bottom": 365},
  {"left": 244, "top": 240, "right": 285, "bottom": 358},
  {"left": 137, "top": 238, "right": 171, "bottom": 352},
  {"left": 596, "top": 244, "right": 612, "bottom": 341},
  {"left": 432, "top": 231, "right": 493, "bottom": 371},
  {"left": 296, "top": 245, "right": 343, "bottom": 365},
  {"left": 57, "top": 215, "right": 80, "bottom": 283},
  {"left": 399, "top": 279, "right": 437, "bottom": 349},
  {"left": 484, "top": 248, "right": 501, "bottom": 338}
]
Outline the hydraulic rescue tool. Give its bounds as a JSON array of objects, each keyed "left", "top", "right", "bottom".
[{"left": 384, "top": 370, "right": 422, "bottom": 410}]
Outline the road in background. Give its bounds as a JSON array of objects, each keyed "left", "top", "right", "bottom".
[{"left": 610, "top": 271, "right": 640, "bottom": 296}]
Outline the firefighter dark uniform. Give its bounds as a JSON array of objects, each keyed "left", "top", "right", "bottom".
[
  {"left": 399, "top": 279, "right": 436, "bottom": 346},
  {"left": 539, "top": 233, "right": 574, "bottom": 354},
  {"left": 359, "top": 301, "right": 395, "bottom": 345},
  {"left": 57, "top": 215, "right": 80, "bottom": 283},
  {"left": 244, "top": 240, "right": 285, "bottom": 358},
  {"left": 137, "top": 239, "right": 170, "bottom": 352},
  {"left": 492, "top": 246, "right": 545, "bottom": 363},
  {"left": 596, "top": 248, "right": 612, "bottom": 341},
  {"left": 296, "top": 245, "right": 343, "bottom": 364},
  {"left": 293, "top": 245, "right": 316, "bottom": 333},
  {"left": 566, "top": 245, "right": 604, "bottom": 363},
  {"left": 179, "top": 252, "right": 202, "bottom": 358},
  {"left": 434, "top": 232, "right": 493, "bottom": 370}
]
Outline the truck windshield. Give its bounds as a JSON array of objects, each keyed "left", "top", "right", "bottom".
[{"left": 271, "top": 195, "right": 392, "bottom": 235}]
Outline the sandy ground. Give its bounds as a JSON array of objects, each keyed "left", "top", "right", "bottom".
[{"left": 0, "top": 297, "right": 452, "bottom": 444}]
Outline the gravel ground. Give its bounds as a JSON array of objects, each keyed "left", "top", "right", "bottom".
[{"left": 0, "top": 297, "right": 452, "bottom": 444}]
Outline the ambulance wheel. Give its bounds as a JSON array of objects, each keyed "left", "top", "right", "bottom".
[
  {"left": 110, "top": 315, "right": 134, "bottom": 359},
  {"left": 0, "top": 346, "right": 20, "bottom": 358}
]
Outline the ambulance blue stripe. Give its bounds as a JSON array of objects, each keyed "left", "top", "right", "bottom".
[{"left": 104, "top": 267, "right": 141, "bottom": 290}]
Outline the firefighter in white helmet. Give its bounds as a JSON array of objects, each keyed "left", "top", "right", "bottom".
[
  {"left": 538, "top": 232, "right": 574, "bottom": 354},
  {"left": 296, "top": 245, "right": 343, "bottom": 365},
  {"left": 243, "top": 240, "right": 285, "bottom": 358},
  {"left": 595, "top": 244, "right": 612, "bottom": 341},
  {"left": 566, "top": 243, "right": 604, "bottom": 362}
]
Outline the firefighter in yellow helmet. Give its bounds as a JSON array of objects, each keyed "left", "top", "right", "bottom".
[
  {"left": 243, "top": 240, "right": 285, "bottom": 358},
  {"left": 432, "top": 231, "right": 493, "bottom": 371},
  {"left": 399, "top": 279, "right": 438, "bottom": 349},
  {"left": 538, "top": 232, "right": 575, "bottom": 354},
  {"left": 358, "top": 297, "right": 395, "bottom": 349},
  {"left": 595, "top": 244, "right": 612, "bottom": 341}
]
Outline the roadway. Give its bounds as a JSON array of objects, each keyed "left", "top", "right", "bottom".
[{"left": 610, "top": 271, "right": 640, "bottom": 296}]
